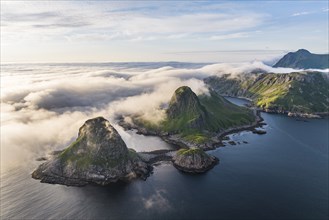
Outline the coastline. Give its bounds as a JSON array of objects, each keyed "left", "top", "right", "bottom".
[
  {"left": 224, "top": 95, "right": 328, "bottom": 119},
  {"left": 159, "top": 109, "right": 264, "bottom": 151},
  {"left": 119, "top": 108, "right": 264, "bottom": 152}
]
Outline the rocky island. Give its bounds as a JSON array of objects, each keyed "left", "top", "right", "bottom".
[
  {"left": 32, "top": 117, "right": 151, "bottom": 186},
  {"left": 173, "top": 148, "right": 219, "bottom": 173},
  {"left": 33, "top": 86, "right": 264, "bottom": 186}
]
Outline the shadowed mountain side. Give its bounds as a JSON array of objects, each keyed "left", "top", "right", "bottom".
[{"left": 273, "top": 49, "right": 329, "bottom": 69}]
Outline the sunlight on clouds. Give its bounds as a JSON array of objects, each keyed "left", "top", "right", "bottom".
[
  {"left": 1, "top": 1, "right": 268, "bottom": 63},
  {"left": 1, "top": 62, "right": 323, "bottom": 170}
]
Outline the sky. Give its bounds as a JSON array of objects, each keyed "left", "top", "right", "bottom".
[{"left": 1, "top": 1, "right": 328, "bottom": 63}]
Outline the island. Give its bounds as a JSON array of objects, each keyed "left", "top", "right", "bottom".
[
  {"left": 33, "top": 86, "right": 263, "bottom": 186},
  {"left": 173, "top": 148, "right": 219, "bottom": 173},
  {"left": 32, "top": 117, "right": 152, "bottom": 186}
]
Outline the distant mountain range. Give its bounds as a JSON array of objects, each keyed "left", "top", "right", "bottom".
[{"left": 273, "top": 49, "right": 329, "bottom": 69}]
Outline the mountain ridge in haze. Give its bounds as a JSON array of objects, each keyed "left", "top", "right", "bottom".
[{"left": 273, "top": 49, "right": 329, "bottom": 69}]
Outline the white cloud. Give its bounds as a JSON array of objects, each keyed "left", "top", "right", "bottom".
[
  {"left": 292, "top": 11, "right": 312, "bottom": 16},
  {"left": 1, "top": 1, "right": 265, "bottom": 43},
  {"left": 210, "top": 32, "right": 250, "bottom": 40},
  {"left": 2, "top": 62, "right": 323, "bottom": 169}
]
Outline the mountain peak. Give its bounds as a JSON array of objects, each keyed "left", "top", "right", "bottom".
[
  {"left": 32, "top": 117, "right": 151, "bottom": 186},
  {"left": 273, "top": 49, "right": 329, "bottom": 69},
  {"left": 166, "top": 86, "right": 208, "bottom": 131},
  {"left": 168, "top": 86, "right": 202, "bottom": 116},
  {"left": 296, "top": 49, "right": 311, "bottom": 54},
  {"left": 73, "top": 116, "right": 128, "bottom": 164},
  {"left": 170, "top": 86, "right": 198, "bottom": 105}
]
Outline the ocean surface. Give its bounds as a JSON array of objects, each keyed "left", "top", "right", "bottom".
[
  {"left": 1, "top": 63, "right": 328, "bottom": 219},
  {"left": 0, "top": 98, "right": 327, "bottom": 220}
]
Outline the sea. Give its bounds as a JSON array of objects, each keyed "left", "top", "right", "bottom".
[{"left": 1, "top": 63, "right": 328, "bottom": 219}]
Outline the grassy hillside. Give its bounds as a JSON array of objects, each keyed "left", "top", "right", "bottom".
[{"left": 205, "top": 71, "right": 329, "bottom": 113}]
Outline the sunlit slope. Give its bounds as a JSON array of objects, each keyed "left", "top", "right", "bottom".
[{"left": 205, "top": 72, "right": 329, "bottom": 113}]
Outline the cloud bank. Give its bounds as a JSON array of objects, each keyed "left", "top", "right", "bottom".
[{"left": 1, "top": 62, "right": 326, "bottom": 170}]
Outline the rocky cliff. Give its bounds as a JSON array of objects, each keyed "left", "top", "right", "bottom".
[{"left": 32, "top": 117, "right": 151, "bottom": 186}]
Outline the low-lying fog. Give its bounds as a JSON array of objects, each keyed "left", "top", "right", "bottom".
[{"left": 1, "top": 61, "right": 327, "bottom": 170}]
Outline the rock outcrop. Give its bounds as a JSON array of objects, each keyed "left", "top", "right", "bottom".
[
  {"left": 173, "top": 148, "right": 219, "bottom": 173},
  {"left": 32, "top": 117, "right": 151, "bottom": 186}
]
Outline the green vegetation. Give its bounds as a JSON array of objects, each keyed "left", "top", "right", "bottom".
[
  {"left": 183, "top": 133, "right": 210, "bottom": 144},
  {"left": 177, "top": 147, "right": 206, "bottom": 156},
  {"left": 135, "top": 86, "right": 255, "bottom": 144},
  {"left": 59, "top": 135, "right": 127, "bottom": 169},
  {"left": 206, "top": 72, "right": 329, "bottom": 113}
]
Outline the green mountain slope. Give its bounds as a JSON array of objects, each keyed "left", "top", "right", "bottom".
[
  {"left": 163, "top": 86, "right": 254, "bottom": 132},
  {"left": 205, "top": 71, "right": 329, "bottom": 114},
  {"left": 133, "top": 86, "right": 255, "bottom": 144},
  {"left": 274, "top": 49, "right": 329, "bottom": 69}
]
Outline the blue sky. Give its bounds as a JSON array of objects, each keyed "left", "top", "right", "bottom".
[{"left": 1, "top": 1, "right": 328, "bottom": 63}]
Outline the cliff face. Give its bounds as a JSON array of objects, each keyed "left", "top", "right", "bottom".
[
  {"left": 205, "top": 72, "right": 329, "bottom": 114},
  {"left": 32, "top": 117, "right": 151, "bottom": 186},
  {"left": 273, "top": 49, "right": 329, "bottom": 69}
]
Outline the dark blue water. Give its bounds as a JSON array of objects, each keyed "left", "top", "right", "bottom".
[{"left": 1, "top": 99, "right": 328, "bottom": 220}]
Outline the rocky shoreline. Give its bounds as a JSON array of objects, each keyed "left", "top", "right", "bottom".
[
  {"left": 262, "top": 108, "right": 324, "bottom": 118},
  {"left": 34, "top": 109, "right": 264, "bottom": 186},
  {"left": 33, "top": 94, "right": 268, "bottom": 186},
  {"left": 224, "top": 95, "right": 327, "bottom": 119},
  {"left": 119, "top": 109, "right": 264, "bottom": 151}
]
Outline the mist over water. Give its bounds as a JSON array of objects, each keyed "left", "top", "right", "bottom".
[{"left": 1, "top": 63, "right": 328, "bottom": 219}]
